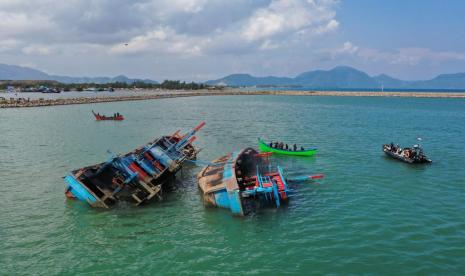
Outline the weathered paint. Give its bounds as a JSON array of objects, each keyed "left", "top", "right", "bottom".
[
  {"left": 214, "top": 189, "right": 230, "bottom": 209},
  {"left": 228, "top": 190, "right": 243, "bottom": 215},
  {"left": 65, "top": 123, "right": 203, "bottom": 208},
  {"left": 64, "top": 175, "right": 97, "bottom": 203},
  {"left": 222, "top": 151, "right": 243, "bottom": 215},
  {"left": 198, "top": 148, "right": 292, "bottom": 216}
]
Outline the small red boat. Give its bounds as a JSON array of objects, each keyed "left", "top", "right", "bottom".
[{"left": 92, "top": 110, "right": 124, "bottom": 121}]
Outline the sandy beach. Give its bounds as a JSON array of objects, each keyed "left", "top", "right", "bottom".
[{"left": 1, "top": 89, "right": 465, "bottom": 108}]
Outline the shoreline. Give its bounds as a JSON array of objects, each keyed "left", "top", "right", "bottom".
[{"left": 1, "top": 89, "right": 465, "bottom": 108}]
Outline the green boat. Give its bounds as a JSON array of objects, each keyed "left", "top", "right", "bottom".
[{"left": 258, "top": 139, "right": 317, "bottom": 157}]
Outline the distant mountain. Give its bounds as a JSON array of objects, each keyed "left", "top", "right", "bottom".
[
  {"left": 411, "top": 73, "right": 465, "bottom": 89},
  {"left": 293, "top": 66, "right": 377, "bottom": 88},
  {"left": 0, "top": 63, "right": 50, "bottom": 80},
  {"left": 207, "top": 66, "right": 465, "bottom": 90},
  {"left": 209, "top": 74, "right": 294, "bottom": 86},
  {"left": 372, "top": 74, "right": 409, "bottom": 88},
  {"left": 0, "top": 63, "right": 158, "bottom": 84}
]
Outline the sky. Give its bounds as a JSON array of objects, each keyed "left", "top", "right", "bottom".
[{"left": 0, "top": 0, "right": 464, "bottom": 81}]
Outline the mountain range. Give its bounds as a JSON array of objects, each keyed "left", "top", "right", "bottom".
[
  {"left": 2, "top": 63, "right": 465, "bottom": 89},
  {"left": 0, "top": 63, "right": 158, "bottom": 84},
  {"left": 206, "top": 66, "right": 465, "bottom": 90}
]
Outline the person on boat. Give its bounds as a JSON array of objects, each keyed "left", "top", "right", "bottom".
[
  {"left": 301, "top": 146, "right": 305, "bottom": 151},
  {"left": 280, "top": 142, "right": 284, "bottom": 149},
  {"left": 285, "top": 144, "right": 288, "bottom": 150},
  {"left": 293, "top": 144, "right": 297, "bottom": 151},
  {"left": 269, "top": 142, "right": 273, "bottom": 148}
]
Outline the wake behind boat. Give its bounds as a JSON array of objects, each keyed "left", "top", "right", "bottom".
[
  {"left": 383, "top": 142, "right": 432, "bottom": 164},
  {"left": 258, "top": 138, "right": 317, "bottom": 157}
]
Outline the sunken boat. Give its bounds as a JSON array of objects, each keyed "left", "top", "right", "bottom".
[
  {"left": 197, "top": 148, "right": 290, "bottom": 216},
  {"left": 383, "top": 143, "right": 432, "bottom": 164},
  {"left": 64, "top": 122, "right": 205, "bottom": 208}
]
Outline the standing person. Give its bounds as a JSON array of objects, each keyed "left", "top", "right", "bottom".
[
  {"left": 293, "top": 144, "right": 297, "bottom": 151},
  {"left": 269, "top": 141, "right": 273, "bottom": 147},
  {"left": 285, "top": 144, "right": 288, "bottom": 150}
]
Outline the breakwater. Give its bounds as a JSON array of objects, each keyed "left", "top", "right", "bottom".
[{"left": 1, "top": 89, "right": 465, "bottom": 108}]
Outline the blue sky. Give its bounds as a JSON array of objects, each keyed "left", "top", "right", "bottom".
[{"left": 0, "top": 0, "right": 464, "bottom": 81}]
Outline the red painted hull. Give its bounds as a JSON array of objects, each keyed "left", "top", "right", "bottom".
[{"left": 92, "top": 111, "right": 124, "bottom": 121}]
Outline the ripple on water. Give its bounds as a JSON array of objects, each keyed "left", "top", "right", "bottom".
[{"left": 1, "top": 95, "right": 465, "bottom": 274}]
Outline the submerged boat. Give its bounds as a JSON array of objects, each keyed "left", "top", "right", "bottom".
[
  {"left": 258, "top": 138, "right": 317, "bottom": 157},
  {"left": 64, "top": 122, "right": 205, "bottom": 208},
  {"left": 92, "top": 110, "right": 124, "bottom": 121},
  {"left": 197, "top": 148, "right": 290, "bottom": 215},
  {"left": 383, "top": 143, "right": 432, "bottom": 164}
]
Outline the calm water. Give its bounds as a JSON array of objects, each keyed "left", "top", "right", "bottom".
[{"left": 1, "top": 95, "right": 464, "bottom": 274}]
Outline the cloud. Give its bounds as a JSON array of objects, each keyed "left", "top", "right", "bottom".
[
  {"left": 22, "top": 45, "right": 52, "bottom": 55},
  {"left": 330, "top": 41, "right": 465, "bottom": 66},
  {"left": 335, "top": 41, "right": 359, "bottom": 55},
  {"left": 0, "top": 0, "right": 341, "bottom": 79},
  {"left": 0, "top": 39, "right": 21, "bottom": 52},
  {"left": 357, "top": 47, "right": 465, "bottom": 65},
  {"left": 109, "top": 27, "right": 202, "bottom": 56},
  {"left": 242, "top": 0, "right": 339, "bottom": 41},
  {"left": 0, "top": 0, "right": 339, "bottom": 56}
]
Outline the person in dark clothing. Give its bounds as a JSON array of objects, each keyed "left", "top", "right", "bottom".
[
  {"left": 301, "top": 146, "right": 304, "bottom": 151},
  {"left": 285, "top": 144, "right": 288, "bottom": 150},
  {"left": 293, "top": 144, "right": 297, "bottom": 151},
  {"left": 269, "top": 142, "right": 273, "bottom": 147}
]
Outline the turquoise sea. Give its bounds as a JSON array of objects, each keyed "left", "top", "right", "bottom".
[{"left": 1, "top": 95, "right": 465, "bottom": 274}]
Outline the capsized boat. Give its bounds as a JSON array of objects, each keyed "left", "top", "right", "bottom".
[
  {"left": 64, "top": 122, "right": 205, "bottom": 208},
  {"left": 258, "top": 138, "right": 317, "bottom": 157},
  {"left": 383, "top": 143, "right": 432, "bottom": 164},
  {"left": 92, "top": 110, "right": 124, "bottom": 121},
  {"left": 197, "top": 148, "right": 292, "bottom": 215}
]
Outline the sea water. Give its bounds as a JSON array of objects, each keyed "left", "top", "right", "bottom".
[{"left": 1, "top": 95, "right": 464, "bottom": 274}]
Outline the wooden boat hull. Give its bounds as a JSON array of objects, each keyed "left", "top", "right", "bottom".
[
  {"left": 65, "top": 122, "right": 204, "bottom": 208},
  {"left": 92, "top": 111, "right": 124, "bottom": 121},
  {"left": 95, "top": 116, "right": 124, "bottom": 121},
  {"left": 258, "top": 139, "right": 317, "bottom": 156},
  {"left": 197, "top": 148, "right": 290, "bottom": 216}
]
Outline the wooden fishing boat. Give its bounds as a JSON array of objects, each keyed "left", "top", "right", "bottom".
[
  {"left": 197, "top": 148, "right": 290, "bottom": 215},
  {"left": 258, "top": 138, "right": 317, "bottom": 157},
  {"left": 64, "top": 122, "right": 205, "bottom": 208},
  {"left": 92, "top": 110, "right": 124, "bottom": 121},
  {"left": 383, "top": 143, "right": 432, "bottom": 164}
]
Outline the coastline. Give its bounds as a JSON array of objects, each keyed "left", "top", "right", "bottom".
[{"left": 1, "top": 89, "right": 465, "bottom": 108}]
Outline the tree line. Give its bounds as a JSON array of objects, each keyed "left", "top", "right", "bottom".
[{"left": 0, "top": 80, "right": 219, "bottom": 91}]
